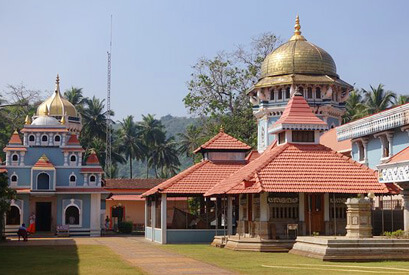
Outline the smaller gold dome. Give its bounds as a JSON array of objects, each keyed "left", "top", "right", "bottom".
[
  {"left": 260, "top": 16, "right": 337, "bottom": 78},
  {"left": 36, "top": 75, "right": 79, "bottom": 118}
]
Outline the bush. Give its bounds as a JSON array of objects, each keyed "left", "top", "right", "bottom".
[
  {"left": 118, "top": 221, "right": 133, "bottom": 234},
  {"left": 383, "top": 229, "right": 408, "bottom": 239}
]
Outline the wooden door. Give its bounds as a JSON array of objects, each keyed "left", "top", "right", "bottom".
[{"left": 305, "top": 194, "right": 324, "bottom": 235}]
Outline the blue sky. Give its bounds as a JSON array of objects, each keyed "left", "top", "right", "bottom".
[{"left": 0, "top": 0, "right": 408, "bottom": 120}]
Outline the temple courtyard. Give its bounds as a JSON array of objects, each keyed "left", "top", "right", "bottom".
[{"left": 2, "top": 236, "right": 409, "bottom": 275}]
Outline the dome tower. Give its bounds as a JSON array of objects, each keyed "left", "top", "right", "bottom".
[
  {"left": 33, "top": 75, "right": 82, "bottom": 132},
  {"left": 249, "top": 16, "right": 352, "bottom": 152}
]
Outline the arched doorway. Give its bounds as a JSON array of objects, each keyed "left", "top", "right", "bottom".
[
  {"left": 37, "top": 173, "right": 50, "bottom": 190},
  {"left": 6, "top": 205, "right": 20, "bottom": 225},
  {"left": 65, "top": 206, "right": 80, "bottom": 225}
]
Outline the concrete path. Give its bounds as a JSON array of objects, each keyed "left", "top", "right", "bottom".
[
  {"left": 90, "top": 237, "right": 235, "bottom": 275},
  {"left": 3, "top": 236, "right": 235, "bottom": 275}
]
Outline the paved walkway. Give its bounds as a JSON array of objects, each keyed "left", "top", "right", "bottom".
[{"left": 3, "top": 236, "right": 235, "bottom": 275}]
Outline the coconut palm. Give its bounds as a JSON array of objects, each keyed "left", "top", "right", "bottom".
[
  {"left": 118, "top": 115, "right": 146, "bottom": 178},
  {"left": 394, "top": 95, "right": 409, "bottom": 106},
  {"left": 64, "top": 87, "right": 86, "bottom": 107},
  {"left": 80, "top": 96, "right": 111, "bottom": 142},
  {"left": 343, "top": 90, "right": 367, "bottom": 123},
  {"left": 363, "top": 84, "right": 396, "bottom": 115},
  {"left": 177, "top": 125, "right": 202, "bottom": 164},
  {"left": 138, "top": 114, "right": 166, "bottom": 178},
  {"left": 148, "top": 136, "right": 180, "bottom": 178}
]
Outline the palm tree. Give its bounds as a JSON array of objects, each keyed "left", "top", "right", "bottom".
[
  {"left": 64, "top": 87, "right": 86, "bottom": 107},
  {"left": 148, "top": 136, "right": 180, "bottom": 178},
  {"left": 177, "top": 125, "right": 201, "bottom": 164},
  {"left": 363, "top": 84, "right": 396, "bottom": 115},
  {"left": 138, "top": 114, "right": 166, "bottom": 178},
  {"left": 343, "top": 90, "right": 367, "bottom": 123},
  {"left": 394, "top": 95, "right": 409, "bottom": 106},
  {"left": 80, "top": 96, "right": 111, "bottom": 142},
  {"left": 118, "top": 116, "right": 146, "bottom": 178}
]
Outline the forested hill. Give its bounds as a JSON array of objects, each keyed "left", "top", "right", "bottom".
[{"left": 116, "top": 115, "right": 198, "bottom": 178}]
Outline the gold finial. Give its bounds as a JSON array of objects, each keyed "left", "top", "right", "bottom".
[
  {"left": 61, "top": 114, "right": 66, "bottom": 125},
  {"left": 290, "top": 15, "right": 306, "bottom": 41},
  {"left": 220, "top": 125, "right": 224, "bottom": 133},
  {"left": 25, "top": 115, "right": 31, "bottom": 125},
  {"left": 13, "top": 129, "right": 18, "bottom": 134},
  {"left": 39, "top": 154, "right": 49, "bottom": 161},
  {"left": 45, "top": 104, "right": 50, "bottom": 116},
  {"left": 294, "top": 15, "right": 301, "bottom": 35}
]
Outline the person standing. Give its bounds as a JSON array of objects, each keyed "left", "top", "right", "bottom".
[{"left": 27, "top": 213, "right": 36, "bottom": 234}]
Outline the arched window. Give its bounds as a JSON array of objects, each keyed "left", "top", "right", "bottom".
[
  {"left": 70, "top": 155, "right": 76, "bottom": 163},
  {"left": 11, "top": 175, "right": 18, "bottom": 183},
  {"left": 54, "top": 135, "right": 61, "bottom": 143},
  {"left": 6, "top": 205, "right": 20, "bottom": 225},
  {"left": 278, "top": 89, "right": 283, "bottom": 100},
  {"left": 12, "top": 154, "right": 18, "bottom": 162},
  {"left": 315, "top": 87, "right": 321, "bottom": 99},
  {"left": 42, "top": 135, "right": 48, "bottom": 142},
  {"left": 298, "top": 87, "right": 304, "bottom": 96},
  {"left": 65, "top": 206, "right": 80, "bottom": 225},
  {"left": 286, "top": 87, "right": 291, "bottom": 99},
  {"left": 29, "top": 135, "right": 35, "bottom": 142},
  {"left": 307, "top": 87, "right": 313, "bottom": 99},
  {"left": 69, "top": 175, "right": 76, "bottom": 185},
  {"left": 89, "top": 175, "right": 96, "bottom": 183},
  {"left": 37, "top": 173, "right": 50, "bottom": 190}
]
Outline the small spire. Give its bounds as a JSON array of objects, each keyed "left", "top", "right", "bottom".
[
  {"left": 294, "top": 15, "right": 301, "bottom": 35},
  {"left": 45, "top": 104, "right": 50, "bottom": 116},
  {"left": 39, "top": 154, "right": 49, "bottom": 161},
  {"left": 13, "top": 129, "right": 18, "bottom": 134},
  {"left": 55, "top": 74, "right": 60, "bottom": 93},
  {"left": 25, "top": 115, "right": 31, "bottom": 125},
  {"left": 220, "top": 125, "right": 224, "bottom": 133},
  {"left": 61, "top": 113, "right": 66, "bottom": 125}
]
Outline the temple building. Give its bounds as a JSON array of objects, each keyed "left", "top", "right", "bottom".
[
  {"left": 2, "top": 75, "right": 107, "bottom": 236},
  {"left": 248, "top": 16, "right": 353, "bottom": 152}
]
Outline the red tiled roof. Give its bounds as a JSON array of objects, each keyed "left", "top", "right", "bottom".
[
  {"left": 193, "top": 130, "right": 251, "bottom": 153},
  {"left": 81, "top": 167, "right": 104, "bottom": 173},
  {"left": 386, "top": 146, "right": 409, "bottom": 164},
  {"left": 0, "top": 167, "right": 7, "bottom": 173},
  {"left": 86, "top": 151, "right": 100, "bottom": 165},
  {"left": 61, "top": 148, "right": 85, "bottom": 152},
  {"left": 4, "top": 147, "right": 27, "bottom": 152},
  {"left": 245, "top": 150, "right": 261, "bottom": 162},
  {"left": 105, "top": 178, "right": 166, "bottom": 189},
  {"left": 320, "top": 128, "right": 351, "bottom": 153},
  {"left": 270, "top": 94, "right": 328, "bottom": 133},
  {"left": 67, "top": 134, "right": 80, "bottom": 145},
  {"left": 205, "top": 143, "right": 388, "bottom": 196},
  {"left": 143, "top": 160, "right": 247, "bottom": 196},
  {"left": 56, "top": 188, "right": 108, "bottom": 193},
  {"left": 8, "top": 131, "right": 22, "bottom": 145},
  {"left": 33, "top": 155, "right": 55, "bottom": 168},
  {"left": 108, "top": 194, "right": 144, "bottom": 201}
]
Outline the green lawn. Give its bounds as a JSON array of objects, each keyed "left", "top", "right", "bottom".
[
  {"left": 0, "top": 245, "right": 144, "bottom": 275},
  {"left": 160, "top": 244, "right": 409, "bottom": 275}
]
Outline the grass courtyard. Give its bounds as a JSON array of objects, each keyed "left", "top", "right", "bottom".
[
  {"left": 0, "top": 245, "right": 143, "bottom": 275},
  {"left": 161, "top": 244, "right": 409, "bottom": 275}
]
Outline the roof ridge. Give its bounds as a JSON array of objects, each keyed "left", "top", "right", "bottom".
[{"left": 143, "top": 160, "right": 209, "bottom": 196}]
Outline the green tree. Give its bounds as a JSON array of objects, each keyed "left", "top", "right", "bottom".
[
  {"left": 394, "top": 95, "right": 409, "bottom": 106},
  {"left": 363, "top": 84, "right": 396, "bottom": 115},
  {"left": 177, "top": 125, "right": 202, "bottom": 164},
  {"left": 138, "top": 114, "right": 166, "bottom": 178},
  {"left": 343, "top": 90, "right": 367, "bottom": 123},
  {"left": 64, "top": 87, "right": 87, "bottom": 112},
  {"left": 148, "top": 136, "right": 180, "bottom": 178},
  {"left": 80, "top": 96, "right": 111, "bottom": 144},
  {"left": 118, "top": 115, "right": 146, "bottom": 178},
  {"left": 0, "top": 173, "right": 16, "bottom": 241}
]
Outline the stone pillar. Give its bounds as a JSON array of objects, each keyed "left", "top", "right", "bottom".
[
  {"left": 345, "top": 197, "right": 372, "bottom": 238},
  {"left": 151, "top": 198, "right": 156, "bottom": 242},
  {"left": 402, "top": 191, "right": 409, "bottom": 231},
  {"left": 298, "top": 193, "right": 305, "bottom": 235},
  {"left": 90, "top": 193, "right": 101, "bottom": 236},
  {"left": 324, "top": 193, "right": 330, "bottom": 234},
  {"left": 161, "top": 193, "right": 167, "bottom": 244},
  {"left": 258, "top": 192, "right": 269, "bottom": 239},
  {"left": 227, "top": 196, "right": 233, "bottom": 236}
]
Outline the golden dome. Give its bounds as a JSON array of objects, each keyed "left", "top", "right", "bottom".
[
  {"left": 36, "top": 75, "right": 79, "bottom": 118},
  {"left": 260, "top": 16, "right": 337, "bottom": 78}
]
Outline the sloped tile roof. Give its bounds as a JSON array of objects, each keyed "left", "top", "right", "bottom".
[
  {"left": 8, "top": 131, "right": 22, "bottom": 145},
  {"left": 205, "top": 143, "right": 388, "bottom": 196},
  {"left": 86, "top": 151, "right": 100, "bottom": 165},
  {"left": 67, "top": 134, "right": 80, "bottom": 145},
  {"left": 320, "top": 127, "right": 351, "bottom": 153},
  {"left": 33, "top": 154, "right": 55, "bottom": 169},
  {"left": 269, "top": 94, "right": 328, "bottom": 133},
  {"left": 245, "top": 150, "right": 261, "bottom": 162},
  {"left": 143, "top": 160, "right": 247, "bottom": 196},
  {"left": 105, "top": 178, "right": 165, "bottom": 190},
  {"left": 386, "top": 146, "right": 409, "bottom": 164},
  {"left": 193, "top": 130, "right": 251, "bottom": 153}
]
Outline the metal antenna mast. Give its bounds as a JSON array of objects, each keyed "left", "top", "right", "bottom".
[{"left": 105, "top": 15, "right": 113, "bottom": 178}]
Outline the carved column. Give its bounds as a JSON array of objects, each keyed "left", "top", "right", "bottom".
[
  {"left": 402, "top": 190, "right": 409, "bottom": 231},
  {"left": 345, "top": 197, "right": 372, "bottom": 238}
]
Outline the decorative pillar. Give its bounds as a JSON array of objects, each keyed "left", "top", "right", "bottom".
[
  {"left": 402, "top": 191, "right": 409, "bottom": 231},
  {"left": 90, "top": 193, "right": 102, "bottom": 236},
  {"left": 386, "top": 132, "right": 394, "bottom": 158},
  {"left": 345, "top": 197, "right": 372, "bottom": 238},
  {"left": 151, "top": 198, "right": 156, "bottom": 241},
  {"left": 324, "top": 193, "right": 330, "bottom": 234},
  {"left": 161, "top": 193, "right": 167, "bottom": 244},
  {"left": 298, "top": 193, "right": 305, "bottom": 235},
  {"left": 144, "top": 198, "right": 149, "bottom": 239},
  {"left": 227, "top": 196, "right": 233, "bottom": 236},
  {"left": 20, "top": 152, "right": 25, "bottom": 166},
  {"left": 362, "top": 138, "right": 369, "bottom": 164},
  {"left": 5, "top": 152, "right": 10, "bottom": 166},
  {"left": 35, "top": 133, "right": 40, "bottom": 145}
]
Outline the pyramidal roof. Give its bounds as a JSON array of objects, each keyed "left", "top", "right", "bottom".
[
  {"left": 8, "top": 130, "right": 22, "bottom": 145},
  {"left": 67, "top": 134, "right": 80, "bottom": 145},
  {"left": 269, "top": 92, "right": 328, "bottom": 133},
  {"left": 86, "top": 150, "right": 100, "bottom": 165},
  {"left": 33, "top": 154, "right": 55, "bottom": 169},
  {"left": 193, "top": 128, "right": 251, "bottom": 153}
]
